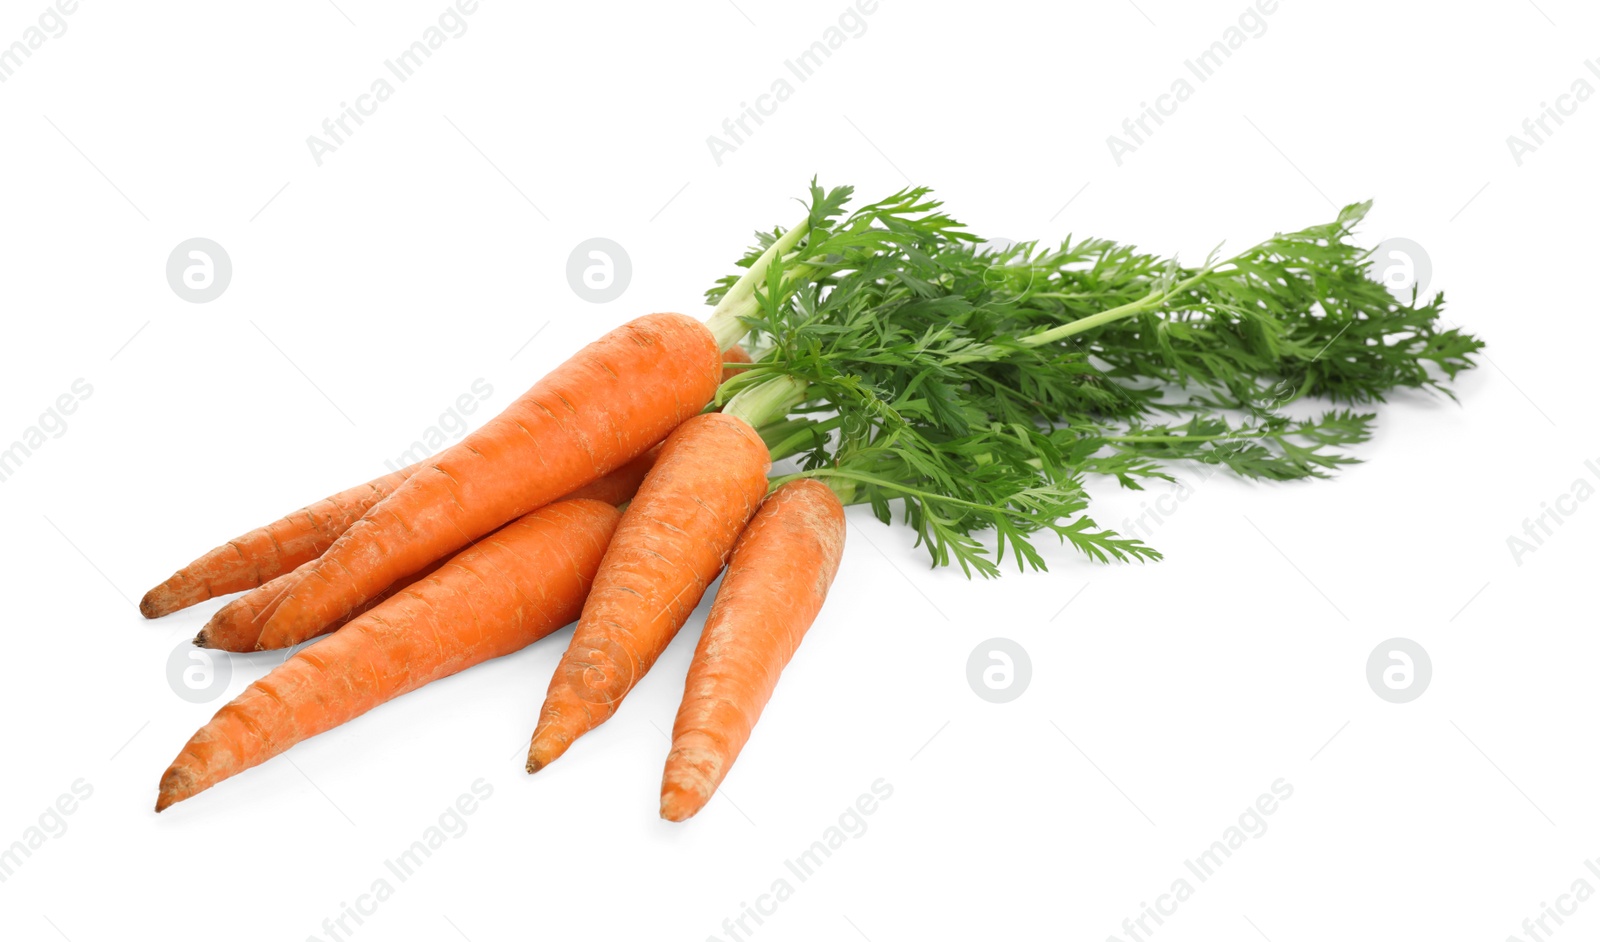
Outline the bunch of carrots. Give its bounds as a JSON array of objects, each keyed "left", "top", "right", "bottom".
[{"left": 142, "top": 182, "right": 1482, "bottom": 819}]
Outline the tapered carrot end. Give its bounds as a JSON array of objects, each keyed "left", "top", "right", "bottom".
[
  {"left": 525, "top": 724, "right": 571, "bottom": 774},
  {"left": 141, "top": 573, "right": 206, "bottom": 619},
  {"left": 527, "top": 680, "right": 609, "bottom": 773},
  {"left": 195, "top": 608, "right": 254, "bottom": 653},
  {"left": 659, "top": 779, "right": 708, "bottom": 822},
  {"left": 139, "top": 588, "right": 171, "bottom": 619},
  {"left": 155, "top": 765, "right": 198, "bottom": 812},
  {"left": 155, "top": 708, "right": 259, "bottom": 812},
  {"left": 660, "top": 737, "right": 723, "bottom": 822}
]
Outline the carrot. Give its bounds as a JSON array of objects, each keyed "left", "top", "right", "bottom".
[
  {"left": 254, "top": 313, "right": 721, "bottom": 651},
  {"left": 195, "top": 566, "right": 307, "bottom": 651},
  {"left": 194, "top": 559, "right": 438, "bottom": 652},
  {"left": 526, "top": 412, "right": 772, "bottom": 772},
  {"left": 196, "top": 445, "right": 667, "bottom": 652},
  {"left": 138, "top": 464, "right": 420, "bottom": 618},
  {"left": 660, "top": 480, "right": 845, "bottom": 821},
  {"left": 150, "top": 437, "right": 664, "bottom": 628},
  {"left": 156, "top": 499, "right": 622, "bottom": 811},
  {"left": 559, "top": 443, "right": 662, "bottom": 506},
  {"left": 721, "top": 344, "right": 753, "bottom": 379}
]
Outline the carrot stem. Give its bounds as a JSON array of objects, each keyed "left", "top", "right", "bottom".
[
  {"left": 721, "top": 375, "right": 808, "bottom": 430},
  {"left": 943, "top": 265, "right": 1218, "bottom": 364},
  {"left": 703, "top": 213, "right": 813, "bottom": 349}
]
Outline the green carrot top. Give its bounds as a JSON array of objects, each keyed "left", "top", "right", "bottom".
[{"left": 710, "top": 181, "right": 1483, "bottom": 577}]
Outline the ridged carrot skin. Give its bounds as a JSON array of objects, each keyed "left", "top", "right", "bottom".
[
  {"left": 660, "top": 481, "right": 845, "bottom": 822},
  {"left": 156, "top": 499, "right": 622, "bottom": 811},
  {"left": 526, "top": 412, "right": 772, "bottom": 772},
  {"left": 194, "top": 559, "right": 432, "bottom": 652},
  {"left": 196, "top": 571, "right": 294, "bottom": 651},
  {"left": 256, "top": 313, "right": 721, "bottom": 651},
  {"left": 559, "top": 444, "right": 662, "bottom": 506},
  {"left": 193, "top": 445, "right": 665, "bottom": 652},
  {"left": 138, "top": 464, "right": 420, "bottom": 618}
]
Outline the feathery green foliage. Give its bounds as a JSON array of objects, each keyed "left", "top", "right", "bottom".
[{"left": 715, "top": 181, "right": 1482, "bottom": 575}]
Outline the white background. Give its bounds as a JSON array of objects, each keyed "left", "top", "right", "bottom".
[{"left": 0, "top": 1, "right": 1594, "bottom": 940}]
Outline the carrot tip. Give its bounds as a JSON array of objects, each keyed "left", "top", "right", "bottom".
[
  {"left": 526, "top": 725, "right": 571, "bottom": 773},
  {"left": 139, "top": 591, "right": 166, "bottom": 619},
  {"left": 155, "top": 769, "right": 191, "bottom": 812},
  {"left": 659, "top": 786, "right": 705, "bottom": 822},
  {"left": 525, "top": 738, "right": 558, "bottom": 774}
]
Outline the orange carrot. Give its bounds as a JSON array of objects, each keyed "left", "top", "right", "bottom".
[
  {"left": 526, "top": 412, "right": 771, "bottom": 772},
  {"left": 156, "top": 499, "right": 622, "bottom": 811},
  {"left": 150, "top": 442, "right": 663, "bottom": 627},
  {"left": 660, "top": 480, "right": 845, "bottom": 821},
  {"left": 194, "top": 559, "right": 439, "bottom": 652},
  {"left": 197, "top": 445, "right": 667, "bottom": 652},
  {"left": 255, "top": 313, "right": 721, "bottom": 651},
  {"left": 721, "top": 344, "right": 753, "bottom": 380},
  {"left": 560, "top": 444, "right": 662, "bottom": 506},
  {"left": 195, "top": 566, "right": 305, "bottom": 652},
  {"left": 139, "top": 464, "right": 420, "bottom": 618}
]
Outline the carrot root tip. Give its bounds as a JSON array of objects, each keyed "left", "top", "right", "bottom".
[
  {"left": 526, "top": 720, "right": 577, "bottom": 773},
  {"left": 660, "top": 738, "right": 726, "bottom": 823},
  {"left": 659, "top": 779, "right": 709, "bottom": 822},
  {"left": 139, "top": 591, "right": 167, "bottom": 619},
  {"left": 155, "top": 768, "right": 193, "bottom": 812},
  {"left": 659, "top": 770, "right": 716, "bottom": 825}
]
